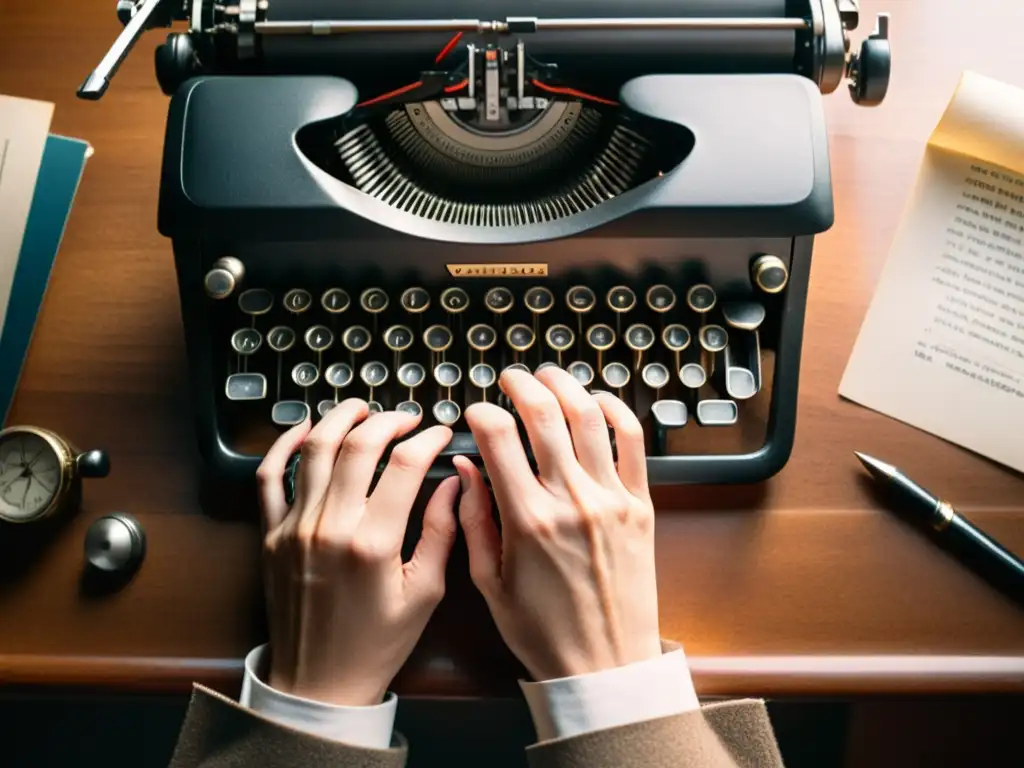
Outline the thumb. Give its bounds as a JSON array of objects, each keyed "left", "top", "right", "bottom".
[
  {"left": 453, "top": 456, "right": 503, "bottom": 599},
  {"left": 405, "top": 475, "right": 459, "bottom": 602}
]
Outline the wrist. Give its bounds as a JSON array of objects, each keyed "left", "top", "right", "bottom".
[{"left": 269, "top": 669, "right": 388, "bottom": 708}]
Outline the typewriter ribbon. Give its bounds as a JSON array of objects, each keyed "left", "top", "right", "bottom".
[{"left": 75, "top": 1, "right": 893, "bottom": 509}]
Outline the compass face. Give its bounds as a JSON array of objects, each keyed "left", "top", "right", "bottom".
[{"left": 0, "top": 431, "right": 61, "bottom": 522}]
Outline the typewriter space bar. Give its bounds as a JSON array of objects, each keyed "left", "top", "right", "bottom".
[{"left": 438, "top": 432, "right": 480, "bottom": 459}]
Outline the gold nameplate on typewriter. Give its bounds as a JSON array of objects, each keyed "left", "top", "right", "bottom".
[{"left": 447, "top": 264, "right": 550, "bottom": 278}]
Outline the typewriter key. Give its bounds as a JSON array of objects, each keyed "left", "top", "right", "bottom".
[
  {"left": 384, "top": 325, "right": 414, "bottom": 352},
  {"left": 535, "top": 362, "right": 559, "bottom": 373},
  {"left": 360, "top": 288, "right": 389, "bottom": 314},
  {"left": 321, "top": 288, "right": 351, "bottom": 314},
  {"left": 484, "top": 287, "right": 514, "bottom": 314},
  {"left": 231, "top": 328, "right": 262, "bottom": 355},
  {"left": 567, "top": 361, "right": 595, "bottom": 388},
  {"left": 607, "top": 286, "right": 637, "bottom": 314},
  {"left": 283, "top": 289, "right": 313, "bottom": 314},
  {"left": 566, "top": 286, "right": 596, "bottom": 314},
  {"left": 361, "top": 362, "right": 389, "bottom": 408},
  {"left": 304, "top": 325, "right": 334, "bottom": 353},
  {"left": 699, "top": 325, "right": 728, "bottom": 353},
  {"left": 626, "top": 324, "right": 655, "bottom": 355},
  {"left": 397, "top": 362, "right": 427, "bottom": 390},
  {"left": 650, "top": 400, "right": 688, "bottom": 455},
  {"left": 645, "top": 285, "right": 677, "bottom": 313},
  {"left": 325, "top": 362, "right": 354, "bottom": 390},
  {"left": 502, "top": 363, "right": 531, "bottom": 375},
  {"left": 545, "top": 324, "right": 575, "bottom": 353},
  {"left": 679, "top": 363, "right": 707, "bottom": 390},
  {"left": 291, "top": 362, "right": 320, "bottom": 388},
  {"left": 686, "top": 284, "right": 717, "bottom": 314},
  {"left": 317, "top": 400, "right": 336, "bottom": 418},
  {"left": 267, "top": 326, "right": 296, "bottom": 353},
  {"left": 601, "top": 362, "right": 631, "bottom": 396},
  {"left": 434, "top": 362, "right": 462, "bottom": 388},
  {"left": 506, "top": 324, "right": 536, "bottom": 353},
  {"left": 525, "top": 286, "right": 555, "bottom": 314},
  {"left": 342, "top": 326, "right": 372, "bottom": 354},
  {"left": 433, "top": 399, "right": 462, "bottom": 427},
  {"left": 205, "top": 256, "right": 245, "bottom": 299},
  {"left": 367, "top": 401, "right": 384, "bottom": 415},
  {"left": 467, "top": 323, "right": 497, "bottom": 352},
  {"left": 440, "top": 287, "right": 470, "bottom": 314},
  {"left": 400, "top": 287, "right": 431, "bottom": 314},
  {"left": 360, "top": 361, "right": 389, "bottom": 388},
  {"left": 661, "top": 324, "right": 691, "bottom": 352},
  {"left": 642, "top": 362, "right": 671, "bottom": 391},
  {"left": 470, "top": 363, "right": 497, "bottom": 390},
  {"left": 721, "top": 301, "right": 767, "bottom": 331},
  {"left": 424, "top": 324, "right": 454, "bottom": 353},
  {"left": 238, "top": 288, "right": 274, "bottom": 316},
  {"left": 696, "top": 400, "right": 739, "bottom": 427},
  {"left": 751, "top": 254, "right": 788, "bottom": 294},
  {"left": 226, "top": 373, "right": 267, "bottom": 401},
  {"left": 272, "top": 401, "right": 310, "bottom": 427},
  {"left": 396, "top": 400, "right": 423, "bottom": 417},
  {"left": 586, "top": 324, "right": 616, "bottom": 352}
]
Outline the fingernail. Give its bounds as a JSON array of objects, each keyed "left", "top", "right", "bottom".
[{"left": 455, "top": 462, "right": 470, "bottom": 494}]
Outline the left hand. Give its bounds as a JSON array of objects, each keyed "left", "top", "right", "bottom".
[{"left": 256, "top": 399, "right": 460, "bottom": 706}]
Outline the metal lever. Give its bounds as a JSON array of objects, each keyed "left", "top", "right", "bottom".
[{"left": 77, "top": 0, "right": 171, "bottom": 100}]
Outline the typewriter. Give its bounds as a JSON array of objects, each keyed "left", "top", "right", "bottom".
[{"left": 80, "top": 0, "right": 891, "bottom": 491}]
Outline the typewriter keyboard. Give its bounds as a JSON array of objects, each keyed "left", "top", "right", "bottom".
[{"left": 214, "top": 267, "right": 785, "bottom": 460}]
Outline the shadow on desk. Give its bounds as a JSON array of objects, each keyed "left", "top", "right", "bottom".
[{"left": 1, "top": 692, "right": 1021, "bottom": 767}]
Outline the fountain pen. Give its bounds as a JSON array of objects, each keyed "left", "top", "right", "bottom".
[{"left": 855, "top": 452, "right": 1024, "bottom": 605}]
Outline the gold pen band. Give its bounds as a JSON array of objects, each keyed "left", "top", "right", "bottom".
[{"left": 933, "top": 500, "right": 955, "bottom": 532}]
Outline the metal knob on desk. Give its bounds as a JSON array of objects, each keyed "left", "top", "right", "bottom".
[
  {"left": 204, "top": 256, "right": 245, "bottom": 299},
  {"left": 84, "top": 513, "right": 146, "bottom": 575}
]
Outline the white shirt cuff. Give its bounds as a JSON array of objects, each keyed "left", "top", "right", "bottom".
[
  {"left": 239, "top": 645, "right": 397, "bottom": 749},
  {"left": 519, "top": 649, "right": 700, "bottom": 742}
]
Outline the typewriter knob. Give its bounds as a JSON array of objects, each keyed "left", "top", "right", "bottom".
[
  {"left": 156, "top": 33, "right": 198, "bottom": 96},
  {"left": 849, "top": 14, "right": 891, "bottom": 107},
  {"left": 204, "top": 256, "right": 245, "bottom": 299}
]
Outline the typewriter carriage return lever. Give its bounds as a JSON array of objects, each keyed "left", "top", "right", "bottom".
[{"left": 76, "top": 1, "right": 893, "bottom": 508}]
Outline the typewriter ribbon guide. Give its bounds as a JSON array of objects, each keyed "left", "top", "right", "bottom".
[{"left": 78, "top": 1, "right": 892, "bottom": 503}]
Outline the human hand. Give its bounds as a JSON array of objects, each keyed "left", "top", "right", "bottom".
[
  {"left": 256, "top": 399, "right": 459, "bottom": 706},
  {"left": 454, "top": 368, "right": 661, "bottom": 682}
]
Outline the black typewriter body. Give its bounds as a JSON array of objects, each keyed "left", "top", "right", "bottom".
[{"left": 80, "top": 0, "right": 892, "bottom": 498}]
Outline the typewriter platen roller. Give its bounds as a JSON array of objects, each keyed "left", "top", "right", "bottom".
[{"left": 80, "top": 1, "right": 892, "bottom": 499}]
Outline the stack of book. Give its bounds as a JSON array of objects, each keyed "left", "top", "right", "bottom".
[{"left": 0, "top": 95, "right": 91, "bottom": 423}]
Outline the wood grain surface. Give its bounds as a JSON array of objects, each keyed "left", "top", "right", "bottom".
[{"left": 0, "top": 0, "right": 1022, "bottom": 697}]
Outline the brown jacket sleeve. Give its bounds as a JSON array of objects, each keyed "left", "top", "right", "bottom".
[
  {"left": 168, "top": 686, "right": 781, "bottom": 768},
  {"left": 526, "top": 699, "right": 784, "bottom": 768},
  {"left": 167, "top": 684, "right": 408, "bottom": 768}
]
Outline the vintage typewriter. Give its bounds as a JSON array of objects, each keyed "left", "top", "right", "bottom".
[{"left": 80, "top": 0, "right": 891, "bottom": 491}]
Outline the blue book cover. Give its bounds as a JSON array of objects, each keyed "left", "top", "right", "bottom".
[{"left": 0, "top": 134, "right": 90, "bottom": 424}]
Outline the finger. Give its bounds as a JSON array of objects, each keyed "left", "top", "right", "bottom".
[
  {"left": 453, "top": 456, "right": 503, "bottom": 599},
  {"left": 368, "top": 425, "right": 453, "bottom": 541},
  {"left": 292, "top": 398, "right": 369, "bottom": 513},
  {"left": 256, "top": 418, "right": 312, "bottom": 534},
  {"left": 464, "top": 401, "right": 542, "bottom": 514},
  {"left": 498, "top": 369, "right": 583, "bottom": 487},
  {"left": 325, "top": 411, "right": 421, "bottom": 513},
  {"left": 592, "top": 392, "right": 649, "bottom": 497},
  {"left": 404, "top": 475, "right": 460, "bottom": 604},
  {"left": 534, "top": 366, "right": 616, "bottom": 484}
]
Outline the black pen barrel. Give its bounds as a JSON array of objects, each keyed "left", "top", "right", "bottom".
[{"left": 943, "top": 515, "right": 1024, "bottom": 602}]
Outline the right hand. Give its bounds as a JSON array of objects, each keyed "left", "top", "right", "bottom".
[{"left": 454, "top": 368, "right": 662, "bottom": 682}]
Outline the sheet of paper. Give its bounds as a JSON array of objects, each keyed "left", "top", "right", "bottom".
[
  {"left": 840, "top": 71, "right": 1024, "bottom": 473},
  {"left": 0, "top": 95, "right": 54, "bottom": 342}
]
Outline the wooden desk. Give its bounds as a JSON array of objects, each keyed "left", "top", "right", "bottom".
[{"left": 1, "top": 0, "right": 1022, "bottom": 697}]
